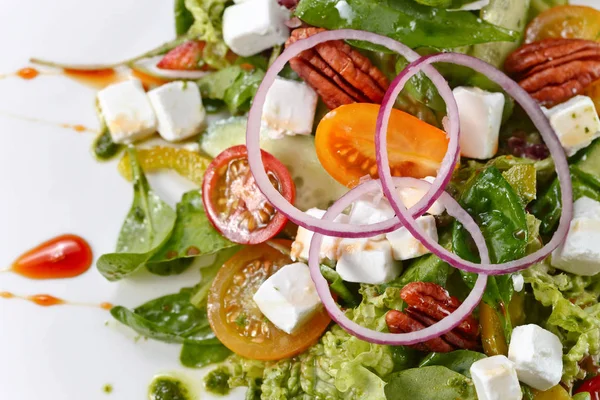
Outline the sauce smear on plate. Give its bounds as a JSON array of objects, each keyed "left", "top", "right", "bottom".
[{"left": 10, "top": 234, "right": 93, "bottom": 279}]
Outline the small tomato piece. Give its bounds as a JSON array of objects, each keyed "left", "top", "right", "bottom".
[
  {"left": 315, "top": 103, "right": 449, "bottom": 188},
  {"left": 207, "top": 240, "right": 330, "bottom": 361},
  {"left": 202, "top": 145, "right": 295, "bottom": 244},
  {"left": 525, "top": 5, "right": 600, "bottom": 43},
  {"left": 575, "top": 375, "right": 600, "bottom": 400}
]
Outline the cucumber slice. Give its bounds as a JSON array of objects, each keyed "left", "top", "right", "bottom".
[
  {"left": 201, "top": 117, "right": 348, "bottom": 211},
  {"left": 576, "top": 139, "right": 600, "bottom": 178},
  {"left": 472, "top": 0, "right": 530, "bottom": 68}
]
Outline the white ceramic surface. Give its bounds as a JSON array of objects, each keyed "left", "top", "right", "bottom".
[{"left": 0, "top": 0, "right": 598, "bottom": 399}]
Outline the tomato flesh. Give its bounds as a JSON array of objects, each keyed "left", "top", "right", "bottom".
[
  {"left": 315, "top": 103, "right": 449, "bottom": 188},
  {"left": 207, "top": 241, "right": 330, "bottom": 360},
  {"left": 202, "top": 145, "right": 295, "bottom": 244},
  {"left": 525, "top": 5, "right": 600, "bottom": 43},
  {"left": 575, "top": 375, "right": 600, "bottom": 400}
]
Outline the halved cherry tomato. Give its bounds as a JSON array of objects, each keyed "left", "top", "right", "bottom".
[
  {"left": 207, "top": 240, "right": 330, "bottom": 360},
  {"left": 575, "top": 375, "right": 600, "bottom": 400},
  {"left": 315, "top": 103, "right": 449, "bottom": 188},
  {"left": 202, "top": 145, "right": 295, "bottom": 244},
  {"left": 525, "top": 5, "right": 600, "bottom": 43}
]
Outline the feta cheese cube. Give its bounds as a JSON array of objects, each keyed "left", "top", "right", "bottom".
[
  {"left": 385, "top": 215, "right": 438, "bottom": 260},
  {"left": 453, "top": 87, "right": 505, "bottom": 160},
  {"left": 291, "top": 208, "right": 348, "bottom": 261},
  {"left": 397, "top": 176, "right": 446, "bottom": 215},
  {"left": 544, "top": 95, "right": 600, "bottom": 156},
  {"left": 253, "top": 262, "right": 322, "bottom": 334},
  {"left": 262, "top": 77, "right": 318, "bottom": 139},
  {"left": 512, "top": 274, "right": 524, "bottom": 292},
  {"left": 223, "top": 0, "right": 290, "bottom": 57},
  {"left": 552, "top": 196, "right": 600, "bottom": 276},
  {"left": 148, "top": 81, "right": 206, "bottom": 142},
  {"left": 97, "top": 79, "right": 156, "bottom": 144},
  {"left": 470, "top": 355, "right": 522, "bottom": 400},
  {"left": 508, "top": 324, "right": 563, "bottom": 391},
  {"left": 336, "top": 239, "right": 401, "bottom": 284},
  {"left": 348, "top": 195, "right": 395, "bottom": 240}
]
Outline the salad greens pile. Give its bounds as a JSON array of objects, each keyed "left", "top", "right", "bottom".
[{"left": 92, "top": 0, "right": 600, "bottom": 399}]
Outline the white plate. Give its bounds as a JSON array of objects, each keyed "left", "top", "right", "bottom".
[{"left": 1, "top": 0, "right": 598, "bottom": 399}]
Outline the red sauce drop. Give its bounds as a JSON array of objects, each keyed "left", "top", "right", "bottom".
[
  {"left": 11, "top": 234, "right": 93, "bottom": 279},
  {"left": 63, "top": 68, "right": 121, "bottom": 89},
  {"left": 99, "top": 302, "right": 114, "bottom": 310},
  {"left": 17, "top": 67, "right": 40, "bottom": 80},
  {"left": 28, "top": 294, "right": 65, "bottom": 307}
]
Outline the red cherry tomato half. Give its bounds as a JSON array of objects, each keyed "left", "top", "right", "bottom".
[
  {"left": 575, "top": 376, "right": 600, "bottom": 400},
  {"left": 202, "top": 145, "right": 295, "bottom": 244}
]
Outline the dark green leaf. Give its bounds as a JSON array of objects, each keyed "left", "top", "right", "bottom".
[
  {"left": 418, "top": 350, "right": 486, "bottom": 378},
  {"left": 390, "top": 346, "right": 421, "bottom": 372},
  {"left": 197, "top": 66, "right": 244, "bottom": 99},
  {"left": 295, "top": 0, "right": 517, "bottom": 49},
  {"left": 146, "top": 258, "right": 195, "bottom": 276},
  {"left": 224, "top": 69, "right": 265, "bottom": 115},
  {"left": 384, "top": 366, "right": 477, "bottom": 400},
  {"left": 97, "top": 148, "right": 177, "bottom": 281},
  {"left": 174, "top": 0, "right": 195, "bottom": 36},
  {"left": 320, "top": 264, "right": 360, "bottom": 307},
  {"left": 190, "top": 246, "right": 242, "bottom": 308},
  {"left": 149, "top": 190, "right": 235, "bottom": 270},
  {"left": 180, "top": 340, "right": 232, "bottom": 368}
]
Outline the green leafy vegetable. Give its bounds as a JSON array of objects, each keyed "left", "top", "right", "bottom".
[
  {"left": 384, "top": 366, "right": 477, "bottom": 400},
  {"left": 320, "top": 264, "right": 360, "bottom": 307},
  {"left": 180, "top": 339, "right": 232, "bottom": 368},
  {"left": 174, "top": 0, "right": 195, "bottom": 36},
  {"left": 148, "top": 190, "right": 235, "bottom": 268},
  {"left": 97, "top": 148, "right": 177, "bottom": 281},
  {"left": 183, "top": 0, "right": 229, "bottom": 69},
  {"left": 197, "top": 66, "right": 244, "bottom": 99},
  {"left": 295, "top": 0, "right": 518, "bottom": 49},
  {"left": 418, "top": 350, "right": 486, "bottom": 378},
  {"left": 190, "top": 246, "right": 241, "bottom": 308},
  {"left": 204, "top": 367, "right": 232, "bottom": 395}
]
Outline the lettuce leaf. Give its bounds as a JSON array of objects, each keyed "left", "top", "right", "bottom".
[
  {"left": 523, "top": 263, "right": 600, "bottom": 385},
  {"left": 182, "top": 0, "right": 230, "bottom": 69}
]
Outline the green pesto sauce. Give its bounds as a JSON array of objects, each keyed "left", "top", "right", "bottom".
[
  {"left": 204, "top": 367, "right": 231, "bottom": 396},
  {"left": 148, "top": 376, "right": 191, "bottom": 400},
  {"left": 103, "top": 384, "right": 113, "bottom": 394}
]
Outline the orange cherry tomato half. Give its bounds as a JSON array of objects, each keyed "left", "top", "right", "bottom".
[
  {"left": 202, "top": 145, "right": 295, "bottom": 245},
  {"left": 207, "top": 240, "right": 330, "bottom": 361},
  {"left": 525, "top": 5, "right": 600, "bottom": 43},
  {"left": 315, "top": 103, "right": 449, "bottom": 188}
]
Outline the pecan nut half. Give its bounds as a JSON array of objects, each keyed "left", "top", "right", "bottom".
[
  {"left": 285, "top": 27, "right": 390, "bottom": 109},
  {"left": 504, "top": 38, "right": 600, "bottom": 107},
  {"left": 386, "top": 282, "right": 481, "bottom": 353}
]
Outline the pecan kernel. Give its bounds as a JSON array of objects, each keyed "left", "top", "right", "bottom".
[
  {"left": 505, "top": 38, "right": 600, "bottom": 107},
  {"left": 285, "top": 27, "right": 390, "bottom": 109},
  {"left": 386, "top": 282, "right": 481, "bottom": 353}
]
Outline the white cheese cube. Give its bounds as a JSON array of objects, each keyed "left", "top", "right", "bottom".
[
  {"left": 97, "top": 79, "right": 156, "bottom": 144},
  {"left": 348, "top": 195, "right": 396, "bottom": 240},
  {"left": 262, "top": 77, "right": 318, "bottom": 139},
  {"left": 453, "top": 87, "right": 505, "bottom": 160},
  {"left": 223, "top": 0, "right": 290, "bottom": 57},
  {"left": 336, "top": 239, "right": 401, "bottom": 284},
  {"left": 470, "top": 356, "right": 522, "bottom": 400},
  {"left": 252, "top": 262, "right": 322, "bottom": 334},
  {"left": 543, "top": 95, "right": 600, "bottom": 156},
  {"left": 291, "top": 208, "right": 348, "bottom": 261},
  {"left": 385, "top": 215, "right": 438, "bottom": 261},
  {"left": 573, "top": 195, "right": 600, "bottom": 219},
  {"left": 397, "top": 176, "right": 446, "bottom": 215},
  {"left": 512, "top": 274, "right": 524, "bottom": 292},
  {"left": 508, "top": 324, "right": 563, "bottom": 391},
  {"left": 148, "top": 81, "right": 206, "bottom": 142}
]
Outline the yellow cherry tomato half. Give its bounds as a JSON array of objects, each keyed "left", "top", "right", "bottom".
[{"left": 525, "top": 5, "right": 600, "bottom": 43}]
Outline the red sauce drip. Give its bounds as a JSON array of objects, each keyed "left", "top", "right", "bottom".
[
  {"left": 130, "top": 69, "right": 168, "bottom": 90},
  {"left": 59, "top": 123, "right": 92, "bottom": 133},
  {"left": 28, "top": 294, "right": 65, "bottom": 307},
  {"left": 63, "top": 68, "right": 120, "bottom": 89},
  {"left": 11, "top": 234, "right": 93, "bottom": 279},
  {"left": 17, "top": 67, "right": 40, "bottom": 80}
]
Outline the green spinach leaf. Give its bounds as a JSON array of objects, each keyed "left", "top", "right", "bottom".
[
  {"left": 197, "top": 66, "right": 243, "bottom": 99},
  {"left": 320, "top": 264, "right": 360, "bottom": 307},
  {"left": 295, "top": 0, "right": 517, "bottom": 49},
  {"left": 190, "top": 246, "right": 241, "bottom": 308},
  {"left": 180, "top": 339, "right": 232, "bottom": 368},
  {"left": 148, "top": 190, "right": 235, "bottom": 270},
  {"left": 384, "top": 366, "right": 477, "bottom": 400},
  {"left": 174, "top": 0, "right": 195, "bottom": 36},
  {"left": 418, "top": 350, "right": 486, "bottom": 378},
  {"left": 97, "top": 148, "right": 177, "bottom": 281},
  {"left": 224, "top": 68, "right": 265, "bottom": 115}
]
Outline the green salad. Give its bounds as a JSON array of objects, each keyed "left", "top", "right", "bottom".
[{"left": 58, "top": 0, "right": 600, "bottom": 398}]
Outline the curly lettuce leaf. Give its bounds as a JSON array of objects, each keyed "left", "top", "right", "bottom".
[{"left": 523, "top": 263, "right": 600, "bottom": 385}]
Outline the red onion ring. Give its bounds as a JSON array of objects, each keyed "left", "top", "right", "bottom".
[
  {"left": 375, "top": 53, "right": 573, "bottom": 275},
  {"left": 246, "top": 29, "right": 460, "bottom": 238},
  {"left": 308, "top": 177, "right": 488, "bottom": 345}
]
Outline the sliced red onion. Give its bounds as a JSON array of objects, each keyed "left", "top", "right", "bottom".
[
  {"left": 307, "top": 177, "right": 488, "bottom": 345},
  {"left": 375, "top": 53, "right": 573, "bottom": 275},
  {"left": 246, "top": 29, "right": 460, "bottom": 238}
]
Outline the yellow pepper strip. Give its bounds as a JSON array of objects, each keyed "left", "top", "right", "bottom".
[
  {"left": 480, "top": 303, "right": 508, "bottom": 356},
  {"left": 118, "top": 146, "right": 211, "bottom": 187},
  {"left": 509, "top": 292, "right": 526, "bottom": 327},
  {"left": 531, "top": 385, "right": 571, "bottom": 400}
]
